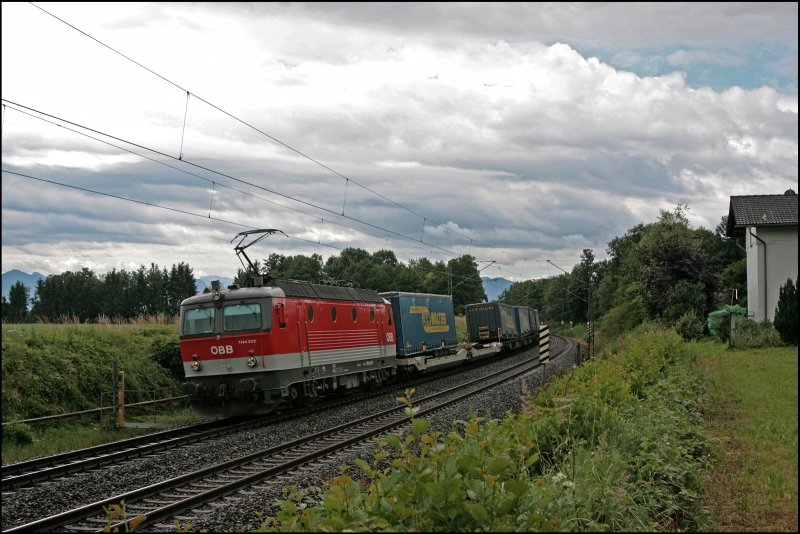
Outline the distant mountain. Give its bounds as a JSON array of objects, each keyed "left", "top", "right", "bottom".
[
  {"left": 2, "top": 270, "right": 46, "bottom": 301},
  {"left": 481, "top": 276, "right": 514, "bottom": 302},
  {"left": 195, "top": 275, "right": 236, "bottom": 294}
]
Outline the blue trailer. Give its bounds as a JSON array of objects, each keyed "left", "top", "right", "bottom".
[
  {"left": 379, "top": 292, "right": 458, "bottom": 358},
  {"left": 464, "top": 301, "right": 520, "bottom": 343},
  {"left": 528, "top": 308, "right": 540, "bottom": 334},
  {"left": 515, "top": 306, "right": 532, "bottom": 335}
]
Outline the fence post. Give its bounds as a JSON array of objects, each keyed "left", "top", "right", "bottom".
[
  {"left": 110, "top": 362, "right": 117, "bottom": 429},
  {"left": 116, "top": 371, "right": 125, "bottom": 429}
]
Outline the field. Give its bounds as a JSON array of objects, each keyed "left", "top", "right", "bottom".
[{"left": 695, "top": 343, "right": 798, "bottom": 531}]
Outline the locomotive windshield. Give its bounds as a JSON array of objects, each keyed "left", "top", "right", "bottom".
[
  {"left": 183, "top": 307, "right": 216, "bottom": 335},
  {"left": 224, "top": 303, "right": 262, "bottom": 331}
]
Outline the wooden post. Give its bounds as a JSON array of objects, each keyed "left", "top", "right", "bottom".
[{"left": 116, "top": 371, "right": 125, "bottom": 429}]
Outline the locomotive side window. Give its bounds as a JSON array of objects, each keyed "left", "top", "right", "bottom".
[
  {"left": 331, "top": 306, "right": 337, "bottom": 322},
  {"left": 307, "top": 305, "right": 314, "bottom": 322},
  {"left": 352, "top": 307, "right": 357, "bottom": 322},
  {"left": 224, "top": 303, "right": 262, "bottom": 331},
  {"left": 370, "top": 308, "right": 375, "bottom": 322},
  {"left": 183, "top": 307, "right": 216, "bottom": 335}
]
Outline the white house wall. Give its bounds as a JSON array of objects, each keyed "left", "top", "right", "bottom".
[{"left": 746, "top": 226, "right": 799, "bottom": 321}]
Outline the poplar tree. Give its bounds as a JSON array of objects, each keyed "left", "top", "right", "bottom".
[{"left": 8, "top": 281, "right": 29, "bottom": 322}]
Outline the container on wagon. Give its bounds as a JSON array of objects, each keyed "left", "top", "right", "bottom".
[
  {"left": 464, "top": 301, "right": 519, "bottom": 343},
  {"left": 379, "top": 292, "right": 458, "bottom": 357},
  {"left": 515, "top": 306, "right": 532, "bottom": 335}
]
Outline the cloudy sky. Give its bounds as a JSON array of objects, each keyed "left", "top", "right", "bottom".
[{"left": 2, "top": 2, "right": 797, "bottom": 282}]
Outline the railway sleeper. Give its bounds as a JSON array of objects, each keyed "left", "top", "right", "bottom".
[
  {"left": 143, "top": 498, "right": 176, "bottom": 505},
  {"left": 68, "top": 524, "right": 106, "bottom": 531},
  {"left": 85, "top": 517, "right": 114, "bottom": 524}
]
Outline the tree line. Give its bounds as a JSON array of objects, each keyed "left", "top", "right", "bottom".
[
  {"left": 500, "top": 206, "right": 748, "bottom": 339},
  {"left": 2, "top": 263, "right": 197, "bottom": 323},
  {"left": 236, "top": 249, "right": 487, "bottom": 314},
  {"left": 5, "top": 205, "right": 795, "bottom": 345},
  {"left": 1, "top": 251, "right": 488, "bottom": 323}
]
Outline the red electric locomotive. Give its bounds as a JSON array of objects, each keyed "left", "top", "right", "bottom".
[{"left": 178, "top": 230, "right": 398, "bottom": 417}]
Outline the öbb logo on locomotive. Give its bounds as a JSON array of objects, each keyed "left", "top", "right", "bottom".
[{"left": 177, "top": 229, "right": 542, "bottom": 417}]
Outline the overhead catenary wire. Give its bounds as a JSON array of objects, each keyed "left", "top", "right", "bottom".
[
  {"left": 26, "top": 1, "right": 538, "bottom": 266},
  {"left": 1, "top": 99, "right": 464, "bottom": 262},
  {"left": 3, "top": 100, "right": 472, "bottom": 268},
  {"left": 1, "top": 168, "right": 491, "bottom": 285}
]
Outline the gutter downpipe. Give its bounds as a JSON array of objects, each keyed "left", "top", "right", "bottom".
[{"left": 749, "top": 229, "right": 767, "bottom": 321}]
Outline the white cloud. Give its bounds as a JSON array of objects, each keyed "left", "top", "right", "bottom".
[{"left": 1, "top": 2, "right": 797, "bottom": 280}]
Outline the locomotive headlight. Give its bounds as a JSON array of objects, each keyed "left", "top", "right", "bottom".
[
  {"left": 247, "top": 356, "right": 258, "bottom": 367},
  {"left": 191, "top": 361, "right": 201, "bottom": 371}
]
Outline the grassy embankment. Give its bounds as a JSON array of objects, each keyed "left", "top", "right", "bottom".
[
  {"left": 1, "top": 322, "right": 195, "bottom": 464},
  {"left": 263, "top": 325, "right": 713, "bottom": 531}
]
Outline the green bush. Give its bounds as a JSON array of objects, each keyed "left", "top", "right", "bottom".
[
  {"left": 663, "top": 281, "right": 706, "bottom": 325},
  {"left": 599, "top": 289, "right": 646, "bottom": 341},
  {"left": 712, "top": 314, "right": 731, "bottom": 344},
  {"left": 150, "top": 337, "right": 184, "bottom": 381},
  {"left": 2, "top": 421, "right": 35, "bottom": 445},
  {"left": 674, "top": 310, "right": 705, "bottom": 341},
  {"left": 774, "top": 278, "right": 798, "bottom": 345}
]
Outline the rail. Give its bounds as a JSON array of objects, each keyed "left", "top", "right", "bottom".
[{"left": 1, "top": 395, "right": 189, "bottom": 427}]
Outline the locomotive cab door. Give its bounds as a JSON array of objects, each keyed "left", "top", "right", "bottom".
[
  {"left": 378, "top": 304, "right": 393, "bottom": 358},
  {"left": 378, "top": 310, "right": 386, "bottom": 358},
  {"left": 296, "top": 304, "right": 311, "bottom": 368}
]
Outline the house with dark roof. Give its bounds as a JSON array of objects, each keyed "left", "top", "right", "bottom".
[{"left": 726, "top": 190, "right": 798, "bottom": 322}]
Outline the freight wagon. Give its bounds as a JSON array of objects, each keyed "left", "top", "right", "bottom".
[
  {"left": 379, "top": 292, "right": 459, "bottom": 358},
  {"left": 464, "top": 301, "right": 519, "bottom": 343}
]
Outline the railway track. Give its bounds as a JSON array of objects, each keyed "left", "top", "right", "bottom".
[
  {"left": 4, "top": 337, "right": 571, "bottom": 533},
  {"left": 1, "top": 345, "right": 532, "bottom": 492}
]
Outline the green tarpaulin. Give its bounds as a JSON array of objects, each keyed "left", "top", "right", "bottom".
[{"left": 707, "top": 305, "right": 748, "bottom": 335}]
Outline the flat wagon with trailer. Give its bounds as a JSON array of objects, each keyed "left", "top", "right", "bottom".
[
  {"left": 515, "top": 306, "right": 532, "bottom": 336},
  {"left": 464, "top": 301, "right": 519, "bottom": 343},
  {"left": 528, "top": 308, "right": 540, "bottom": 335},
  {"left": 380, "top": 291, "right": 503, "bottom": 372},
  {"left": 380, "top": 292, "right": 459, "bottom": 357}
]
